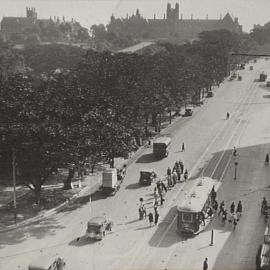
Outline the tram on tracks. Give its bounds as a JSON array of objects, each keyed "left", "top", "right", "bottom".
[{"left": 177, "top": 177, "right": 218, "bottom": 234}]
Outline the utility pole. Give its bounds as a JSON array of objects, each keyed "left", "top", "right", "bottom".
[{"left": 12, "top": 148, "right": 17, "bottom": 225}]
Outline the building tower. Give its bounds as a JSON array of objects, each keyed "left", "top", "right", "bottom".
[
  {"left": 167, "top": 3, "right": 179, "bottom": 21},
  {"left": 26, "top": 7, "right": 37, "bottom": 20}
]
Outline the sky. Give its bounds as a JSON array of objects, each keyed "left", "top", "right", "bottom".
[{"left": 0, "top": 0, "right": 270, "bottom": 32}]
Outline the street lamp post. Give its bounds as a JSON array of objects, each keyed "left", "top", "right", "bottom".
[{"left": 234, "top": 162, "right": 238, "bottom": 180}]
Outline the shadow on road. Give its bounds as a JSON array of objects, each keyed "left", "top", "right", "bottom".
[
  {"left": 125, "top": 183, "right": 141, "bottom": 190},
  {"left": 69, "top": 235, "right": 97, "bottom": 246},
  {"left": 0, "top": 217, "right": 64, "bottom": 249},
  {"left": 136, "top": 153, "right": 157, "bottom": 163}
]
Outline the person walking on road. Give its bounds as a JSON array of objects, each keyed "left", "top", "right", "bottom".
[
  {"left": 222, "top": 209, "right": 227, "bottom": 224},
  {"left": 154, "top": 211, "right": 159, "bottom": 225},
  {"left": 203, "top": 258, "right": 208, "bottom": 270},
  {"left": 265, "top": 153, "right": 269, "bottom": 165},
  {"left": 230, "top": 202, "right": 235, "bottom": 214},
  {"left": 213, "top": 200, "right": 218, "bottom": 214},
  {"left": 226, "top": 112, "right": 230, "bottom": 119},
  {"left": 218, "top": 201, "right": 225, "bottom": 216},
  {"left": 172, "top": 170, "right": 177, "bottom": 186},
  {"left": 148, "top": 212, "right": 154, "bottom": 226},
  {"left": 233, "top": 146, "right": 237, "bottom": 156},
  {"left": 179, "top": 160, "right": 184, "bottom": 174},
  {"left": 236, "top": 201, "right": 242, "bottom": 218},
  {"left": 184, "top": 169, "right": 188, "bottom": 181},
  {"left": 182, "top": 142, "right": 185, "bottom": 152},
  {"left": 167, "top": 167, "right": 172, "bottom": 181},
  {"left": 233, "top": 213, "right": 238, "bottom": 230}
]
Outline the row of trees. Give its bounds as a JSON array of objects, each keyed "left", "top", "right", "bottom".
[{"left": 0, "top": 30, "right": 254, "bottom": 203}]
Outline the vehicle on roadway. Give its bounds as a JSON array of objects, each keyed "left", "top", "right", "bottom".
[
  {"left": 153, "top": 136, "right": 171, "bottom": 158},
  {"left": 184, "top": 106, "right": 194, "bottom": 116},
  {"left": 86, "top": 216, "right": 113, "bottom": 240},
  {"left": 101, "top": 168, "right": 122, "bottom": 196},
  {"left": 266, "top": 81, "right": 270, "bottom": 88},
  {"left": 176, "top": 177, "right": 217, "bottom": 234},
  {"left": 260, "top": 73, "right": 267, "bottom": 82},
  {"left": 28, "top": 256, "right": 66, "bottom": 270},
  {"left": 207, "top": 91, "right": 214, "bottom": 98},
  {"left": 139, "top": 169, "right": 157, "bottom": 186}
]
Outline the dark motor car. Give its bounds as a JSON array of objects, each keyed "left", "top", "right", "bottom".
[{"left": 139, "top": 170, "right": 156, "bottom": 186}]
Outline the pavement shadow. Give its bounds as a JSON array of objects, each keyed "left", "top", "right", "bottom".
[
  {"left": 263, "top": 95, "right": 270, "bottom": 98},
  {"left": 0, "top": 217, "right": 64, "bottom": 249},
  {"left": 69, "top": 235, "right": 97, "bottom": 246},
  {"left": 136, "top": 153, "right": 157, "bottom": 163},
  {"left": 125, "top": 183, "right": 141, "bottom": 190}
]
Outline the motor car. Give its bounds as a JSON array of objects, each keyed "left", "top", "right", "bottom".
[{"left": 139, "top": 170, "right": 156, "bottom": 185}]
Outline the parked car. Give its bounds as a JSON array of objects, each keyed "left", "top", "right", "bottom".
[
  {"left": 139, "top": 170, "right": 156, "bottom": 186},
  {"left": 207, "top": 91, "right": 213, "bottom": 97},
  {"left": 184, "top": 106, "right": 194, "bottom": 116}
]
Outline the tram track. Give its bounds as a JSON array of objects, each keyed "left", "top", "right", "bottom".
[{"left": 124, "top": 63, "right": 266, "bottom": 270}]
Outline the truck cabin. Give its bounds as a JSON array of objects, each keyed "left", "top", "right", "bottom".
[{"left": 153, "top": 137, "right": 171, "bottom": 158}]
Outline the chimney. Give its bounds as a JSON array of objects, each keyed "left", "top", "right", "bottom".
[
  {"left": 234, "top": 17, "right": 238, "bottom": 24},
  {"left": 206, "top": 14, "right": 208, "bottom": 20},
  {"left": 181, "top": 13, "right": 183, "bottom": 20},
  {"left": 154, "top": 13, "right": 156, "bottom": 20}
]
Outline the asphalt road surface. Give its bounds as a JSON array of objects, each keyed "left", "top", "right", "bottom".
[{"left": 1, "top": 58, "right": 270, "bottom": 270}]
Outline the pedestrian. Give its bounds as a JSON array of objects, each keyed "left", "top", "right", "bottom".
[
  {"left": 207, "top": 207, "right": 213, "bottom": 219},
  {"left": 172, "top": 170, "right": 177, "bottom": 186},
  {"left": 210, "top": 186, "right": 217, "bottom": 203},
  {"left": 139, "top": 207, "right": 144, "bottom": 220},
  {"left": 154, "top": 187, "right": 158, "bottom": 205},
  {"left": 167, "top": 167, "right": 172, "bottom": 180},
  {"left": 179, "top": 161, "right": 184, "bottom": 174},
  {"left": 213, "top": 200, "right": 218, "bottom": 213},
  {"left": 184, "top": 169, "right": 188, "bottom": 181},
  {"left": 218, "top": 201, "right": 225, "bottom": 216},
  {"left": 176, "top": 167, "right": 181, "bottom": 182},
  {"left": 200, "top": 211, "right": 206, "bottom": 226},
  {"left": 233, "top": 213, "right": 238, "bottom": 230},
  {"left": 203, "top": 258, "right": 208, "bottom": 270},
  {"left": 161, "top": 181, "right": 167, "bottom": 192},
  {"left": 222, "top": 209, "right": 227, "bottom": 224},
  {"left": 141, "top": 204, "right": 147, "bottom": 219},
  {"left": 226, "top": 112, "right": 230, "bottom": 119},
  {"left": 182, "top": 142, "right": 185, "bottom": 152},
  {"left": 154, "top": 201, "right": 158, "bottom": 213},
  {"left": 148, "top": 212, "right": 154, "bottom": 226},
  {"left": 230, "top": 202, "right": 235, "bottom": 214},
  {"left": 154, "top": 211, "right": 159, "bottom": 225},
  {"left": 265, "top": 153, "right": 269, "bottom": 165},
  {"left": 236, "top": 200, "right": 242, "bottom": 218},
  {"left": 233, "top": 146, "right": 237, "bottom": 156}
]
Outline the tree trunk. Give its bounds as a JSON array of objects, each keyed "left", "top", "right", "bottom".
[
  {"left": 64, "top": 167, "right": 74, "bottom": 190},
  {"left": 91, "top": 164, "right": 95, "bottom": 174},
  {"left": 169, "top": 109, "right": 172, "bottom": 124},
  {"left": 152, "top": 113, "right": 157, "bottom": 128},
  {"left": 34, "top": 184, "right": 42, "bottom": 204}
]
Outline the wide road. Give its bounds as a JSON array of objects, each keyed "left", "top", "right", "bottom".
[{"left": 1, "top": 58, "right": 270, "bottom": 270}]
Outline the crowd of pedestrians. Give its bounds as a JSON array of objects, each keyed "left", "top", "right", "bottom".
[{"left": 138, "top": 156, "right": 188, "bottom": 227}]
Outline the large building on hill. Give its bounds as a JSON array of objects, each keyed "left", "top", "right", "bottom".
[
  {"left": 108, "top": 3, "right": 242, "bottom": 41},
  {"left": 0, "top": 7, "right": 85, "bottom": 42}
]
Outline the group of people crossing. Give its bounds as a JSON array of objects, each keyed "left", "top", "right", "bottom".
[{"left": 167, "top": 160, "right": 188, "bottom": 187}]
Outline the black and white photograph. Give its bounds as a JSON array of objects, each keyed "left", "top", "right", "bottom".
[{"left": 0, "top": 0, "right": 270, "bottom": 269}]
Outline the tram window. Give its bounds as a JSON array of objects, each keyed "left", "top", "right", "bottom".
[{"left": 182, "top": 213, "right": 193, "bottom": 222}]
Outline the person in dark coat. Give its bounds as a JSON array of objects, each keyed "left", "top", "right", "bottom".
[
  {"left": 218, "top": 201, "right": 225, "bottom": 216},
  {"left": 179, "top": 161, "right": 184, "bottom": 174},
  {"left": 210, "top": 186, "right": 217, "bottom": 203},
  {"left": 222, "top": 209, "right": 227, "bottom": 224},
  {"left": 182, "top": 142, "right": 185, "bottom": 152},
  {"left": 183, "top": 169, "right": 188, "bottom": 181},
  {"left": 230, "top": 202, "right": 235, "bottom": 214},
  {"left": 213, "top": 200, "right": 218, "bottom": 213},
  {"left": 148, "top": 212, "right": 154, "bottom": 226},
  {"left": 203, "top": 258, "right": 208, "bottom": 270},
  {"left": 236, "top": 201, "right": 242, "bottom": 217},
  {"left": 154, "top": 211, "right": 159, "bottom": 225}
]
